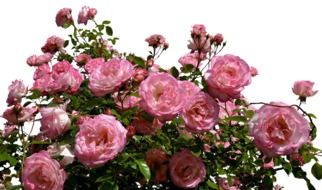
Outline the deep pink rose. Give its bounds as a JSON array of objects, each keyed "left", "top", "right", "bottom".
[
  {"left": 6, "top": 80, "right": 27, "bottom": 106},
  {"left": 179, "top": 80, "right": 200, "bottom": 101},
  {"left": 249, "top": 102, "right": 310, "bottom": 156},
  {"left": 56, "top": 8, "right": 73, "bottom": 28},
  {"left": 41, "top": 35, "right": 65, "bottom": 54},
  {"left": 139, "top": 73, "right": 185, "bottom": 120},
  {"left": 145, "top": 34, "right": 167, "bottom": 48},
  {"left": 213, "top": 33, "right": 224, "bottom": 45},
  {"left": 292, "top": 80, "right": 318, "bottom": 98},
  {"left": 74, "top": 114, "right": 127, "bottom": 168},
  {"left": 51, "top": 61, "right": 84, "bottom": 93},
  {"left": 205, "top": 54, "right": 252, "bottom": 102},
  {"left": 78, "top": 6, "right": 97, "bottom": 25},
  {"left": 22, "top": 151, "right": 67, "bottom": 190},
  {"left": 89, "top": 58, "right": 134, "bottom": 97},
  {"left": 169, "top": 149, "right": 206, "bottom": 189},
  {"left": 32, "top": 64, "right": 52, "bottom": 93},
  {"left": 27, "top": 53, "right": 53, "bottom": 67},
  {"left": 178, "top": 53, "right": 199, "bottom": 68},
  {"left": 40, "top": 106, "right": 70, "bottom": 139},
  {"left": 182, "top": 92, "right": 219, "bottom": 132},
  {"left": 2, "top": 105, "right": 38, "bottom": 125}
]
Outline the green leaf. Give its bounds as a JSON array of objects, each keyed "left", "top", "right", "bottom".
[
  {"left": 225, "top": 115, "right": 247, "bottom": 122},
  {"left": 135, "top": 159, "right": 151, "bottom": 182},
  {"left": 98, "top": 182, "right": 119, "bottom": 190},
  {"left": 170, "top": 66, "right": 179, "bottom": 78},
  {"left": 311, "top": 162, "right": 322, "bottom": 180},
  {"left": 206, "top": 179, "right": 218, "bottom": 189},
  {"left": 126, "top": 54, "right": 145, "bottom": 68},
  {"left": 64, "top": 40, "right": 69, "bottom": 48},
  {"left": 180, "top": 64, "right": 194, "bottom": 73},
  {"left": 0, "top": 152, "right": 17, "bottom": 165},
  {"left": 105, "top": 26, "right": 113, "bottom": 36},
  {"left": 102, "top": 20, "right": 111, "bottom": 25},
  {"left": 26, "top": 90, "right": 41, "bottom": 99}
]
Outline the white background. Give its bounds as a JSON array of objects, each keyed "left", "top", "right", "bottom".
[{"left": 0, "top": 0, "right": 321, "bottom": 189}]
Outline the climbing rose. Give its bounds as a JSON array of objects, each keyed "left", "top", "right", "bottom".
[
  {"left": 55, "top": 8, "right": 73, "bottom": 28},
  {"left": 6, "top": 80, "right": 27, "bottom": 106}
]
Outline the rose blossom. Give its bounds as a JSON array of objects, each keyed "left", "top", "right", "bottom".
[
  {"left": 250, "top": 66, "right": 259, "bottom": 77},
  {"left": 78, "top": 6, "right": 97, "bottom": 25},
  {"left": 75, "top": 53, "right": 91, "bottom": 66},
  {"left": 218, "top": 100, "right": 239, "bottom": 119},
  {"left": 41, "top": 35, "right": 65, "bottom": 54},
  {"left": 74, "top": 114, "right": 127, "bottom": 168},
  {"left": 88, "top": 58, "right": 134, "bottom": 97},
  {"left": 249, "top": 102, "right": 310, "bottom": 157},
  {"left": 133, "top": 68, "right": 148, "bottom": 82},
  {"left": 146, "top": 148, "right": 169, "bottom": 183},
  {"left": 84, "top": 57, "right": 105, "bottom": 73},
  {"left": 145, "top": 34, "right": 167, "bottom": 48},
  {"left": 40, "top": 106, "right": 71, "bottom": 139},
  {"left": 179, "top": 80, "right": 200, "bottom": 101},
  {"left": 169, "top": 149, "right": 206, "bottom": 189},
  {"left": 51, "top": 61, "right": 84, "bottom": 93},
  {"left": 32, "top": 64, "right": 52, "bottom": 93},
  {"left": 213, "top": 33, "right": 224, "bottom": 45},
  {"left": 139, "top": 73, "right": 185, "bottom": 120},
  {"left": 188, "top": 24, "right": 211, "bottom": 53},
  {"left": 56, "top": 8, "right": 73, "bottom": 28},
  {"left": 22, "top": 151, "right": 67, "bottom": 190},
  {"left": 292, "top": 80, "right": 318, "bottom": 99},
  {"left": 2, "top": 125, "right": 17, "bottom": 137},
  {"left": 178, "top": 53, "right": 199, "bottom": 68},
  {"left": 205, "top": 54, "right": 252, "bottom": 102},
  {"left": 182, "top": 92, "right": 219, "bottom": 132},
  {"left": 2, "top": 105, "right": 38, "bottom": 125},
  {"left": 6, "top": 80, "right": 27, "bottom": 106},
  {"left": 27, "top": 53, "right": 53, "bottom": 67},
  {"left": 113, "top": 93, "right": 141, "bottom": 110},
  {"left": 218, "top": 178, "right": 240, "bottom": 190}
]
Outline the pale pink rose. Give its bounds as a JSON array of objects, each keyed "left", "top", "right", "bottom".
[
  {"left": 32, "top": 64, "right": 52, "bottom": 93},
  {"left": 89, "top": 58, "right": 134, "bottom": 97},
  {"left": 84, "top": 57, "right": 105, "bottom": 73},
  {"left": 178, "top": 53, "right": 199, "bottom": 68},
  {"left": 6, "top": 80, "right": 27, "bottom": 106},
  {"left": 205, "top": 54, "right": 252, "bottom": 102},
  {"left": 40, "top": 106, "right": 70, "bottom": 139},
  {"left": 169, "top": 149, "right": 206, "bottom": 189},
  {"left": 27, "top": 53, "right": 53, "bottom": 67},
  {"left": 56, "top": 8, "right": 73, "bottom": 28},
  {"left": 132, "top": 117, "right": 163, "bottom": 135},
  {"left": 114, "top": 93, "right": 141, "bottom": 110},
  {"left": 74, "top": 114, "right": 127, "bottom": 168},
  {"left": 75, "top": 53, "right": 91, "bottom": 66},
  {"left": 2, "top": 105, "right": 38, "bottom": 125},
  {"left": 213, "top": 33, "right": 224, "bottom": 45},
  {"left": 145, "top": 34, "right": 167, "bottom": 48},
  {"left": 22, "top": 151, "right": 67, "bottom": 190},
  {"left": 292, "top": 80, "right": 318, "bottom": 98},
  {"left": 182, "top": 92, "right": 219, "bottom": 132},
  {"left": 249, "top": 102, "right": 310, "bottom": 157},
  {"left": 78, "top": 6, "right": 97, "bottom": 25},
  {"left": 179, "top": 80, "right": 201, "bottom": 101},
  {"left": 139, "top": 73, "right": 185, "bottom": 120},
  {"left": 2, "top": 125, "right": 17, "bottom": 137},
  {"left": 250, "top": 66, "right": 259, "bottom": 77},
  {"left": 51, "top": 61, "right": 84, "bottom": 93},
  {"left": 133, "top": 68, "right": 148, "bottom": 82},
  {"left": 41, "top": 35, "right": 65, "bottom": 54}
]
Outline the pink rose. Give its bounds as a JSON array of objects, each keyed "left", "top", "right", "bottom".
[
  {"left": 145, "top": 34, "right": 167, "bottom": 48},
  {"left": 113, "top": 93, "right": 141, "bottom": 110},
  {"left": 169, "top": 149, "right": 206, "bottom": 189},
  {"left": 6, "top": 80, "right": 27, "bottom": 106},
  {"left": 205, "top": 54, "right": 252, "bottom": 102},
  {"left": 56, "top": 8, "right": 73, "bottom": 28},
  {"left": 249, "top": 102, "right": 310, "bottom": 156},
  {"left": 2, "top": 105, "right": 38, "bottom": 125},
  {"left": 2, "top": 125, "right": 17, "bottom": 137},
  {"left": 292, "top": 80, "right": 318, "bottom": 98},
  {"left": 250, "top": 66, "right": 259, "bottom": 77},
  {"left": 75, "top": 53, "right": 91, "bottom": 66},
  {"left": 41, "top": 35, "right": 65, "bottom": 54},
  {"left": 133, "top": 68, "right": 148, "bottom": 82},
  {"left": 51, "top": 61, "right": 84, "bottom": 93},
  {"left": 78, "top": 6, "right": 97, "bottom": 25},
  {"left": 27, "top": 53, "right": 53, "bottom": 67},
  {"left": 139, "top": 73, "right": 185, "bottom": 120},
  {"left": 89, "top": 58, "right": 134, "bottom": 97},
  {"left": 74, "top": 114, "right": 127, "bottom": 168},
  {"left": 191, "top": 24, "right": 207, "bottom": 37},
  {"left": 40, "top": 106, "right": 70, "bottom": 139},
  {"left": 179, "top": 80, "right": 200, "bottom": 101},
  {"left": 182, "top": 92, "right": 219, "bottom": 132},
  {"left": 213, "top": 33, "right": 224, "bottom": 45},
  {"left": 178, "top": 53, "right": 199, "bottom": 68},
  {"left": 84, "top": 57, "right": 105, "bottom": 73},
  {"left": 218, "top": 100, "right": 239, "bottom": 119},
  {"left": 32, "top": 64, "right": 52, "bottom": 93},
  {"left": 22, "top": 151, "right": 67, "bottom": 190},
  {"left": 188, "top": 24, "right": 211, "bottom": 53}
]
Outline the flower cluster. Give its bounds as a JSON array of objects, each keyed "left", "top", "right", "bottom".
[{"left": 0, "top": 6, "right": 320, "bottom": 190}]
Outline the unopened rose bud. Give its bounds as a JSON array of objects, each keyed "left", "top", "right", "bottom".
[{"left": 213, "top": 33, "right": 224, "bottom": 45}]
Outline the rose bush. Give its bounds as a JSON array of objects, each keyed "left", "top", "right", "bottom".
[{"left": 0, "top": 6, "right": 321, "bottom": 190}]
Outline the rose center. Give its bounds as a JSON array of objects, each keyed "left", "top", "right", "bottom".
[{"left": 267, "top": 115, "right": 292, "bottom": 144}]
